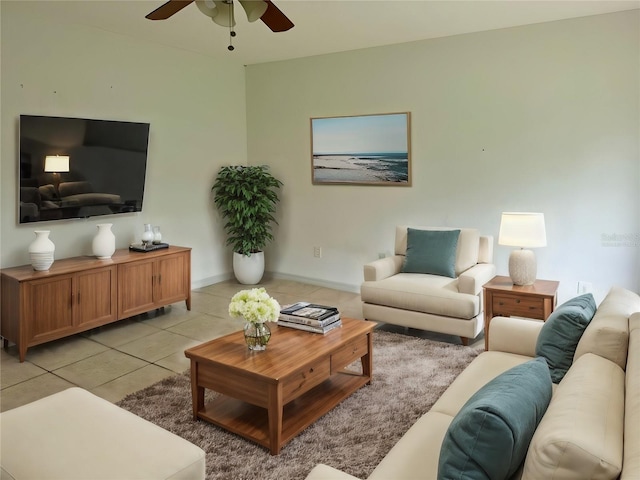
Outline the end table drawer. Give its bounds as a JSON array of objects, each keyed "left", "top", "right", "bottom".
[
  {"left": 331, "top": 335, "right": 368, "bottom": 374},
  {"left": 282, "top": 358, "right": 331, "bottom": 403},
  {"left": 492, "top": 294, "right": 545, "bottom": 319}
]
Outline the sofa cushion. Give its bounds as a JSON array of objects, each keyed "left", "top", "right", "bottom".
[
  {"left": 574, "top": 286, "right": 639, "bottom": 370},
  {"left": 361, "top": 273, "right": 478, "bottom": 319},
  {"left": 535, "top": 293, "right": 597, "bottom": 383},
  {"left": 522, "top": 353, "right": 624, "bottom": 480},
  {"left": 395, "top": 227, "right": 480, "bottom": 275},
  {"left": 438, "top": 357, "right": 552, "bottom": 480},
  {"left": 401, "top": 229, "right": 460, "bottom": 277}
]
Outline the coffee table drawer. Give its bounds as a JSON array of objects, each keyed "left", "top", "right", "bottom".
[
  {"left": 331, "top": 335, "right": 368, "bottom": 374},
  {"left": 282, "top": 358, "right": 331, "bottom": 403}
]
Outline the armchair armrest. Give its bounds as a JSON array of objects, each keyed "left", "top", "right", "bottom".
[
  {"left": 363, "top": 255, "right": 403, "bottom": 282},
  {"left": 488, "top": 316, "right": 544, "bottom": 357},
  {"left": 458, "top": 263, "right": 497, "bottom": 295},
  {"left": 305, "top": 464, "right": 362, "bottom": 480}
]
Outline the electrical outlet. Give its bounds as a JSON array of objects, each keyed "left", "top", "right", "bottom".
[
  {"left": 313, "top": 246, "right": 322, "bottom": 258},
  {"left": 577, "top": 281, "right": 593, "bottom": 294}
]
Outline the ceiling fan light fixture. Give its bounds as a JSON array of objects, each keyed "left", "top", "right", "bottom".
[
  {"left": 238, "top": 0, "right": 268, "bottom": 22},
  {"left": 195, "top": 0, "right": 217, "bottom": 18},
  {"left": 211, "top": 0, "right": 236, "bottom": 27}
]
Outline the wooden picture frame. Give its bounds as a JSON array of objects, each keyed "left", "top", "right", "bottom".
[{"left": 310, "top": 112, "right": 411, "bottom": 186}]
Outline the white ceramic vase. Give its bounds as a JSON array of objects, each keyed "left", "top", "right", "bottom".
[
  {"left": 92, "top": 223, "right": 116, "bottom": 259},
  {"left": 28, "top": 230, "right": 55, "bottom": 271},
  {"left": 233, "top": 251, "right": 265, "bottom": 285}
]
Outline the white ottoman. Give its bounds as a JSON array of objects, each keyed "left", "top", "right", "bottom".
[{"left": 0, "top": 387, "right": 205, "bottom": 480}]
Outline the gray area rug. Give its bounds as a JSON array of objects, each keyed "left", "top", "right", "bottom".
[{"left": 117, "top": 330, "right": 482, "bottom": 480}]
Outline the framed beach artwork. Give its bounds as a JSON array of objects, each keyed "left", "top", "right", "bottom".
[{"left": 310, "top": 112, "right": 411, "bottom": 186}]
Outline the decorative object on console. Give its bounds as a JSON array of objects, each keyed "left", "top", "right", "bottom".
[
  {"left": 228, "top": 287, "right": 280, "bottom": 350},
  {"left": 211, "top": 165, "right": 282, "bottom": 285},
  {"left": 153, "top": 226, "right": 162, "bottom": 244},
  {"left": 498, "top": 212, "right": 547, "bottom": 286},
  {"left": 28, "top": 230, "right": 55, "bottom": 271},
  {"left": 142, "top": 223, "right": 154, "bottom": 245},
  {"left": 92, "top": 223, "right": 116, "bottom": 259}
]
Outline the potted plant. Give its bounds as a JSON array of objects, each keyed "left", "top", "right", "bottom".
[{"left": 211, "top": 165, "right": 283, "bottom": 284}]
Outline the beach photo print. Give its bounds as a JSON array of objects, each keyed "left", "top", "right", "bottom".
[{"left": 310, "top": 112, "right": 411, "bottom": 186}]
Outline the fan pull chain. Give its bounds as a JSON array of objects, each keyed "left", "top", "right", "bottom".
[{"left": 228, "top": 0, "right": 236, "bottom": 51}]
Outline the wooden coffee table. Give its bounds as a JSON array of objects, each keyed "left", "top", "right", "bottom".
[{"left": 184, "top": 317, "right": 376, "bottom": 454}]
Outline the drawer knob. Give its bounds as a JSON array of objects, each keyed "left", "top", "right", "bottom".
[
  {"left": 516, "top": 299, "right": 521, "bottom": 304},
  {"left": 498, "top": 302, "right": 504, "bottom": 306}
]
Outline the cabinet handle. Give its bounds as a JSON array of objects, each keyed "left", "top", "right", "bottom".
[
  {"left": 77, "top": 292, "right": 81, "bottom": 304},
  {"left": 158, "top": 274, "right": 162, "bottom": 285},
  {"left": 516, "top": 299, "right": 521, "bottom": 304},
  {"left": 498, "top": 302, "right": 504, "bottom": 306}
]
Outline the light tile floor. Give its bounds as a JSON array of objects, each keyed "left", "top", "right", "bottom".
[{"left": 0, "top": 277, "right": 478, "bottom": 412}]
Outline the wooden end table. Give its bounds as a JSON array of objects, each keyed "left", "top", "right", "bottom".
[
  {"left": 184, "top": 317, "right": 376, "bottom": 455},
  {"left": 483, "top": 275, "right": 559, "bottom": 351}
]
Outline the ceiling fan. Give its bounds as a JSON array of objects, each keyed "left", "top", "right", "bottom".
[{"left": 146, "top": 0, "right": 294, "bottom": 46}]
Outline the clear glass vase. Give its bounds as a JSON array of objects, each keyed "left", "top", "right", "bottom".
[{"left": 243, "top": 321, "right": 271, "bottom": 351}]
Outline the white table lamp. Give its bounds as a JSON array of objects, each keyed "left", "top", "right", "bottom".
[{"left": 498, "top": 212, "right": 547, "bottom": 286}]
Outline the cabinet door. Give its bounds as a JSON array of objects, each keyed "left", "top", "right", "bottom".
[
  {"left": 75, "top": 266, "right": 117, "bottom": 329},
  {"left": 25, "top": 274, "right": 74, "bottom": 344},
  {"left": 154, "top": 253, "right": 188, "bottom": 305},
  {"left": 118, "top": 260, "right": 155, "bottom": 319}
]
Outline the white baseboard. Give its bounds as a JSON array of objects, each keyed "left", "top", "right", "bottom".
[{"left": 191, "top": 271, "right": 360, "bottom": 294}]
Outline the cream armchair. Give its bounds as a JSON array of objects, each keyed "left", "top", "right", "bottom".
[{"left": 361, "top": 226, "right": 496, "bottom": 345}]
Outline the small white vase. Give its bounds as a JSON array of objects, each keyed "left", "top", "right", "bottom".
[
  {"left": 28, "top": 230, "right": 55, "bottom": 271},
  {"left": 92, "top": 223, "right": 116, "bottom": 259},
  {"left": 233, "top": 251, "right": 265, "bottom": 285},
  {"left": 142, "top": 223, "right": 154, "bottom": 245}
]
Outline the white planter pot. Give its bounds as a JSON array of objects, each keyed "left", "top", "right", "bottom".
[
  {"left": 233, "top": 251, "right": 265, "bottom": 285},
  {"left": 92, "top": 223, "right": 116, "bottom": 259}
]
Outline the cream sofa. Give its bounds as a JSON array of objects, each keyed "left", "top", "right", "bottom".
[
  {"left": 306, "top": 286, "right": 640, "bottom": 479},
  {"left": 361, "top": 227, "right": 496, "bottom": 345}
]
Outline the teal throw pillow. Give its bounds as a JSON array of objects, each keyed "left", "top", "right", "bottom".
[
  {"left": 535, "top": 293, "right": 597, "bottom": 383},
  {"left": 438, "top": 357, "right": 552, "bottom": 480},
  {"left": 401, "top": 229, "right": 460, "bottom": 278}
]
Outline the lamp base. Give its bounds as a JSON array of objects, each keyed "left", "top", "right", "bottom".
[{"left": 508, "top": 249, "right": 537, "bottom": 286}]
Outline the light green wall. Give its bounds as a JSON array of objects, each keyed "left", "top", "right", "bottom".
[
  {"left": 0, "top": 1, "right": 247, "bottom": 285},
  {"left": 1, "top": 5, "right": 638, "bottom": 300},
  {"left": 246, "top": 10, "right": 640, "bottom": 301}
]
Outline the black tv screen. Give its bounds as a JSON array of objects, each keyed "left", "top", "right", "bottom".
[{"left": 19, "top": 115, "right": 150, "bottom": 224}]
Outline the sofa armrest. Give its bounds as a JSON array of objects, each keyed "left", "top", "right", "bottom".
[
  {"left": 363, "top": 255, "right": 403, "bottom": 282},
  {"left": 488, "top": 316, "right": 544, "bottom": 357},
  {"left": 305, "top": 464, "right": 362, "bottom": 480},
  {"left": 458, "top": 263, "right": 497, "bottom": 295}
]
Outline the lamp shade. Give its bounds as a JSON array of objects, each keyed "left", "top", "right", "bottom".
[
  {"left": 498, "top": 212, "right": 547, "bottom": 248},
  {"left": 44, "top": 155, "right": 70, "bottom": 173}
]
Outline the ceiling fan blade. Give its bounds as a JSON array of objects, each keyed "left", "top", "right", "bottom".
[
  {"left": 146, "top": 0, "right": 195, "bottom": 20},
  {"left": 260, "top": 0, "right": 294, "bottom": 32}
]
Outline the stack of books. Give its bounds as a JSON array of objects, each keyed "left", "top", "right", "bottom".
[{"left": 278, "top": 302, "right": 341, "bottom": 334}]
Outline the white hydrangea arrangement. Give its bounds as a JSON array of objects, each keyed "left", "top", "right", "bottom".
[{"left": 229, "top": 287, "right": 280, "bottom": 324}]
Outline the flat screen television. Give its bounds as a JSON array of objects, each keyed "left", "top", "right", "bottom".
[{"left": 19, "top": 114, "right": 150, "bottom": 224}]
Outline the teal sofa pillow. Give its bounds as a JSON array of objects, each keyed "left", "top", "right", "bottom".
[
  {"left": 535, "top": 293, "right": 597, "bottom": 383},
  {"left": 401, "top": 229, "right": 460, "bottom": 278},
  {"left": 438, "top": 357, "right": 552, "bottom": 480}
]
